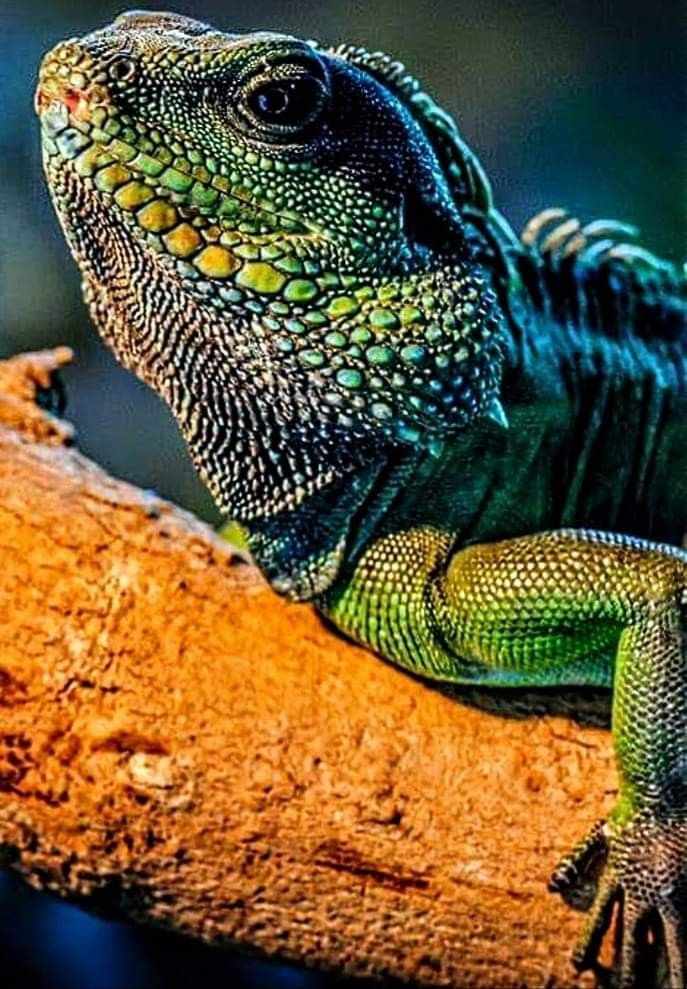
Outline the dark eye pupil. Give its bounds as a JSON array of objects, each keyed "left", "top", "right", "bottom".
[
  {"left": 257, "top": 84, "right": 290, "bottom": 116},
  {"left": 248, "top": 77, "right": 322, "bottom": 128}
]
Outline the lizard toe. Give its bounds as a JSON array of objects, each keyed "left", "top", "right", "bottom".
[{"left": 549, "top": 817, "right": 608, "bottom": 911}]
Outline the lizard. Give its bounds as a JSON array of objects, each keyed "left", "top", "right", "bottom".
[{"left": 34, "top": 10, "right": 686, "bottom": 987}]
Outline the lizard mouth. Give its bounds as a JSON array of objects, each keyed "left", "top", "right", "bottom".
[{"left": 38, "top": 83, "right": 322, "bottom": 280}]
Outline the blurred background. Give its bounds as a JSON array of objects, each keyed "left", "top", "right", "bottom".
[{"left": 0, "top": 0, "right": 684, "bottom": 985}]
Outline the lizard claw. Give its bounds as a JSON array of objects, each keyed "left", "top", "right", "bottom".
[
  {"left": 549, "top": 817, "right": 608, "bottom": 911},
  {"left": 550, "top": 811, "right": 687, "bottom": 989}
]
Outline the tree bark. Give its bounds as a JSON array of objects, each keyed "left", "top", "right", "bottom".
[{"left": 0, "top": 348, "right": 618, "bottom": 987}]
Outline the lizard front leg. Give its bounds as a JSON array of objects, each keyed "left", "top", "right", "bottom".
[
  {"left": 438, "top": 529, "right": 687, "bottom": 987},
  {"left": 326, "top": 528, "right": 687, "bottom": 986}
]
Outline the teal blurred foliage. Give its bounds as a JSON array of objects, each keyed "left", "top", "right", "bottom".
[{"left": 0, "top": 1, "right": 684, "bottom": 985}]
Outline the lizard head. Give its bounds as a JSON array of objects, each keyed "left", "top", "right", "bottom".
[{"left": 37, "top": 10, "right": 507, "bottom": 520}]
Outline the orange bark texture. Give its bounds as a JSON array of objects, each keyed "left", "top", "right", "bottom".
[{"left": 0, "top": 349, "right": 618, "bottom": 987}]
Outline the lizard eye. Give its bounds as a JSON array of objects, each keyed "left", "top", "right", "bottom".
[{"left": 239, "top": 59, "right": 329, "bottom": 140}]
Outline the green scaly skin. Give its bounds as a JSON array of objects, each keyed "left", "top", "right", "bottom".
[{"left": 36, "top": 11, "right": 687, "bottom": 985}]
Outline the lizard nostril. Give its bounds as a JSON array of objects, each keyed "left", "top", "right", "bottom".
[{"left": 106, "top": 54, "right": 137, "bottom": 83}]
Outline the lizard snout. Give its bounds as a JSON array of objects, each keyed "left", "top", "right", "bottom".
[{"left": 35, "top": 39, "right": 105, "bottom": 123}]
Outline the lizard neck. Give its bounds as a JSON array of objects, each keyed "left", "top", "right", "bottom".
[{"left": 243, "top": 449, "right": 422, "bottom": 599}]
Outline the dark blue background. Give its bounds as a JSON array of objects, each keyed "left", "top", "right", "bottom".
[{"left": 1, "top": 1, "right": 684, "bottom": 985}]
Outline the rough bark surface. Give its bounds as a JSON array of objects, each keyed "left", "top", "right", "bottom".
[{"left": 0, "top": 349, "right": 620, "bottom": 988}]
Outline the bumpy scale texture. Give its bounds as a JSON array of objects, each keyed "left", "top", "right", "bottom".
[{"left": 36, "top": 10, "right": 687, "bottom": 986}]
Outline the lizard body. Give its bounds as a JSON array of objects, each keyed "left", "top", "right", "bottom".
[{"left": 36, "top": 11, "right": 687, "bottom": 985}]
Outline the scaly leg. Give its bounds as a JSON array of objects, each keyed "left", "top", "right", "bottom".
[
  {"left": 432, "top": 529, "right": 687, "bottom": 987},
  {"left": 326, "top": 526, "right": 686, "bottom": 982}
]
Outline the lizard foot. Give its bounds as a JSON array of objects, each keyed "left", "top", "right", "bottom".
[{"left": 549, "top": 811, "right": 686, "bottom": 989}]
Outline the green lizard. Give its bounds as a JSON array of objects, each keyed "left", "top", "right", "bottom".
[{"left": 36, "top": 11, "right": 686, "bottom": 986}]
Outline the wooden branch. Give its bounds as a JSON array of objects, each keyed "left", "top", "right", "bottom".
[{"left": 0, "top": 349, "right": 617, "bottom": 988}]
